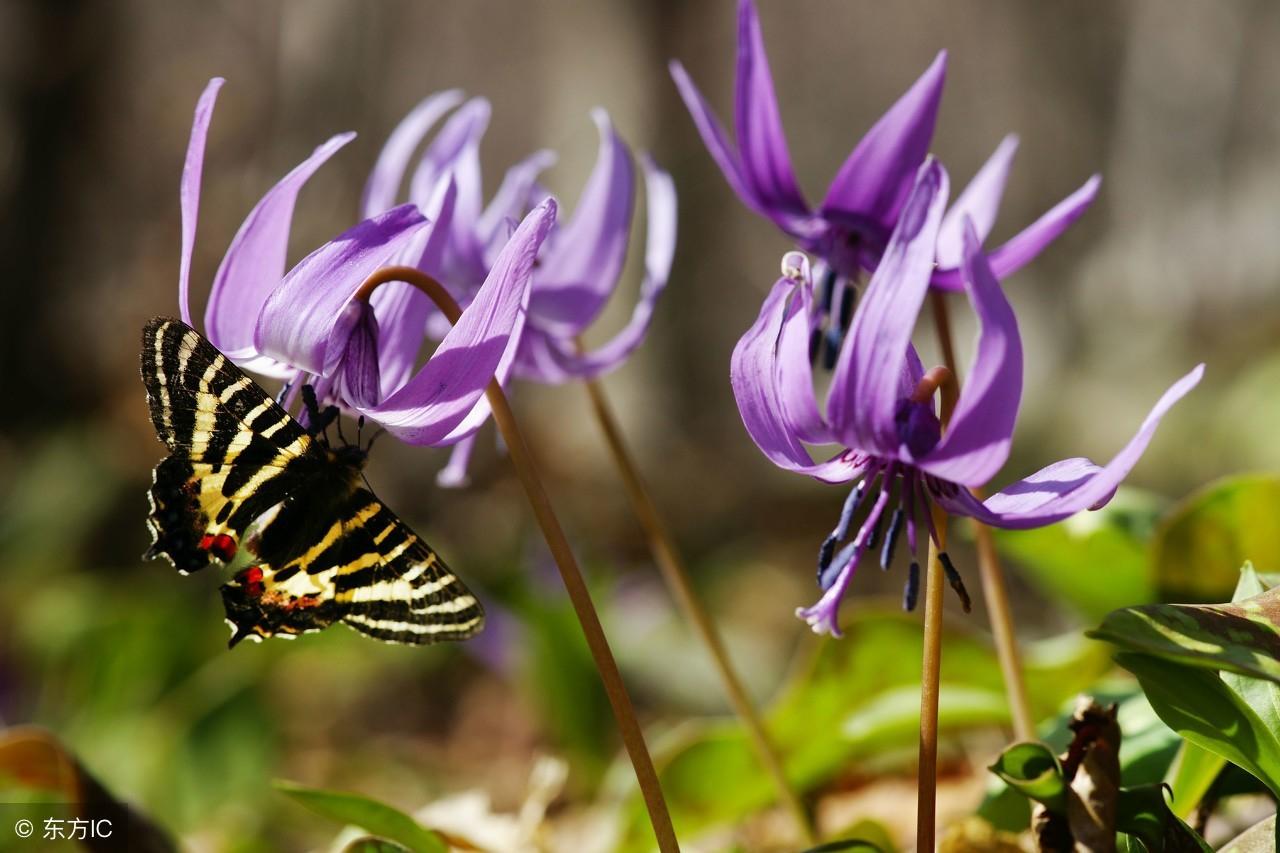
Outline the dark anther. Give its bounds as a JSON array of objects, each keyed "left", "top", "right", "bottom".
[
  {"left": 819, "top": 542, "right": 857, "bottom": 591},
  {"left": 866, "top": 511, "right": 886, "bottom": 551},
  {"left": 904, "top": 561, "right": 920, "bottom": 611},
  {"left": 822, "top": 327, "right": 843, "bottom": 370},
  {"left": 300, "top": 384, "right": 322, "bottom": 423},
  {"left": 938, "top": 551, "right": 972, "bottom": 613},
  {"left": 838, "top": 282, "right": 856, "bottom": 330},
  {"left": 817, "top": 536, "right": 837, "bottom": 575},
  {"left": 879, "top": 508, "right": 904, "bottom": 570},
  {"left": 818, "top": 480, "right": 866, "bottom": 583},
  {"left": 809, "top": 327, "right": 822, "bottom": 364},
  {"left": 819, "top": 266, "right": 838, "bottom": 314}
]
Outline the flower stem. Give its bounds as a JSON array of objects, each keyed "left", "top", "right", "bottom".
[
  {"left": 580, "top": 370, "right": 815, "bottom": 845},
  {"left": 355, "top": 267, "right": 680, "bottom": 853},
  {"left": 928, "top": 290, "right": 1035, "bottom": 742},
  {"left": 918, "top": 503, "right": 948, "bottom": 852},
  {"left": 912, "top": 362, "right": 959, "bottom": 851}
]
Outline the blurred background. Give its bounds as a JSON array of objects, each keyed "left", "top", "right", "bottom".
[{"left": 1, "top": 1, "right": 1279, "bottom": 850}]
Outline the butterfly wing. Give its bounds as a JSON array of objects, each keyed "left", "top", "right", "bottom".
[
  {"left": 141, "top": 317, "right": 316, "bottom": 573},
  {"left": 220, "top": 488, "right": 485, "bottom": 646}
]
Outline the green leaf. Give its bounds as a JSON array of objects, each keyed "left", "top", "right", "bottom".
[
  {"left": 988, "top": 742, "right": 1066, "bottom": 810},
  {"left": 1114, "top": 784, "right": 1211, "bottom": 852},
  {"left": 1113, "top": 654, "right": 1280, "bottom": 800},
  {"left": 1163, "top": 742, "right": 1227, "bottom": 820},
  {"left": 990, "top": 488, "right": 1160, "bottom": 620},
  {"left": 275, "top": 781, "right": 446, "bottom": 853},
  {"left": 1152, "top": 474, "right": 1280, "bottom": 601},
  {"left": 342, "top": 840, "right": 414, "bottom": 853},
  {"left": 1087, "top": 564, "right": 1280, "bottom": 683}
]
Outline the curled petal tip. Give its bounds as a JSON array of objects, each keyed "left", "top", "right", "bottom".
[{"left": 781, "top": 250, "right": 811, "bottom": 283}]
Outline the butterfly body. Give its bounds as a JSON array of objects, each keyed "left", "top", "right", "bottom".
[{"left": 140, "top": 317, "right": 485, "bottom": 647}]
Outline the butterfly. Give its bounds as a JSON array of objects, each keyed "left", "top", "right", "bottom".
[{"left": 140, "top": 317, "right": 485, "bottom": 647}]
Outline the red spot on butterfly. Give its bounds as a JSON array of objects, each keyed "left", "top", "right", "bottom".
[
  {"left": 237, "top": 566, "right": 265, "bottom": 598},
  {"left": 199, "top": 533, "right": 237, "bottom": 561}
]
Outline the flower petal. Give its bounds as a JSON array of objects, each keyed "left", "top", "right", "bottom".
[
  {"left": 436, "top": 431, "right": 479, "bottom": 488},
  {"left": 934, "top": 134, "right": 1018, "bottom": 270},
  {"left": 478, "top": 149, "right": 557, "bottom": 256},
  {"left": 773, "top": 252, "right": 830, "bottom": 444},
  {"left": 370, "top": 178, "right": 459, "bottom": 399},
  {"left": 332, "top": 300, "right": 382, "bottom": 408},
  {"left": 731, "top": 274, "right": 867, "bottom": 484},
  {"left": 938, "top": 365, "right": 1205, "bottom": 528},
  {"left": 361, "top": 89, "right": 465, "bottom": 219},
  {"left": 669, "top": 60, "right": 756, "bottom": 213},
  {"left": 529, "top": 109, "right": 636, "bottom": 336},
  {"left": 254, "top": 204, "right": 430, "bottom": 376},
  {"left": 916, "top": 220, "right": 1022, "bottom": 486},
  {"left": 931, "top": 174, "right": 1101, "bottom": 290},
  {"left": 821, "top": 51, "right": 946, "bottom": 231},
  {"left": 178, "top": 77, "right": 224, "bottom": 326},
  {"left": 526, "top": 155, "right": 675, "bottom": 382},
  {"left": 734, "top": 0, "right": 809, "bottom": 218},
  {"left": 828, "top": 160, "right": 950, "bottom": 454},
  {"left": 408, "top": 98, "right": 492, "bottom": 283},
  {"left": 359, "top": 200, "right": 557, "bottom": 446},
  {"left": 205, "top": 132, "right": 355, "bottom": 374}
]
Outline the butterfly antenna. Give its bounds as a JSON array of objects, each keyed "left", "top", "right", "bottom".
[
  {"left": 357, "top": 416, "right": 365, "bottom": 450},
  {"left": 335, "top": 414, "right": 349, "bottom": 447}
]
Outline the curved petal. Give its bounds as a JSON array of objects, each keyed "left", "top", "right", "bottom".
[
  {"left": 178, "top": 77, "right": 224, "bottom": 325},
  {"left": 478, "top": 149, "right": 557, "bottom": 256},
  {"left": 931, "top": 174, "right": 1101, "bottom": 290},
  {"left": 774, "top": 252, "right": 830, "bottom": 444},
  {"left": 205, "top": 132, "right": 356, "bottom": 373},
  {"left": 916, "top": 221, "right": 1022, "bottom": 486},
  {"left": 526, "top": 158, "right": 676, "bottom": 382},
  {"left": 731, "top": 275, "right": 866, "bottom": 484},
  {"left": 437, "top": 431, "right": 479, "bottom": 488},
  {"left": 529, "top": 109, "right": 636, "bottom": 336},
  {"left": 821, "top": 51, "right": 946, "bottom": 230},
  {"left": 371, "top": 179, "right": 459, "bottom": 399},
  {"left": 669, "top": 60, "right": 755, "bottom": 212},
  {"left": 332, "top": 300, "right": 381, "bottom": 408},
  {"left": 254, "top": 205, "right": 430, "bottom": 376},
  {"left": 358, "top": 200, "right": 557, "bottom": 446},
  {"left": 408, "top": 98, "right": 491, "bottom": 283},
  {"left": 828, "top": 160, "right": 949, "bottom": 454},
  {"left": 938, "top": 365, "right": 1205, "bottom": 528},
  {"left": 935, "top": 134, "right": 1018, "bottom": 269},
  {"left": 360, "top": 89, "right": 464, "bottom": 218},
  {"left": 734, "top": 0, "right": 808, "bottom": 218}
]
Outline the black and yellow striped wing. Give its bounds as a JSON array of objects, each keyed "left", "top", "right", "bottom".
[
  {"left": 220, "top": 488, "right": 484, "bottom": 646},
  {"left": 142, "top": 317, "right": 314, "bottom": 574},
  {"left": 140, "top": 317, "right": 485, "bottom": 647}
]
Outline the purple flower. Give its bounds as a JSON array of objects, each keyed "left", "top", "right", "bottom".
[
  {"left": 360, "top": 93, "right": 678, "bottom": 484},
  {"left": 175, "top": 79, "right": 555, "bottom": 446},
  {"left": 732, "top": 160, "right": 1203, "bottom": 636},
  {"left": 670, "top": 0, "right": 1098, "bottom": 295}
]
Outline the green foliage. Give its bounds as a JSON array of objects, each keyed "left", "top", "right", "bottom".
[
  {"left": 991, "top": 488, "right": 1162, "bottom": 620},
  {"left": 1089, "top": 563, "right": 1280, "bottom": 682},
  {"left": 986, "top": 739, "right": 1210, "bottom": 851},
  {"left": 342, "top": 840, "right": 414, "bottom": 853},
  {"left": 1095, "top": 566, "right": 1280, "bottom": 846},
  {"left": 1162, "top": 742, "right": 1226, "bottom": 821},
  {"left": 276, "top": 781, "right": 446, "bottom": 853},
  {"left": 1153, "top": 474, "right": 1280, "bottom": 601},
  {"left": 616, "top": 610, "right": 1111, "bottom": 850},
  {"left": 988, "top": 742, "right": 1066, "bottom": 810}
]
